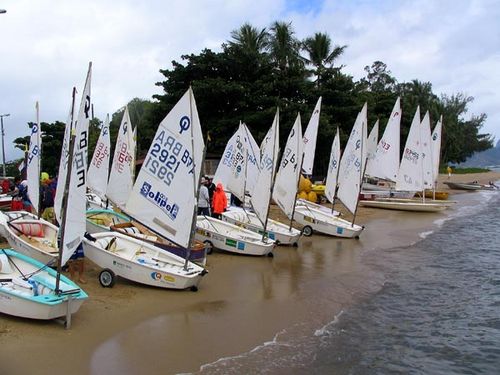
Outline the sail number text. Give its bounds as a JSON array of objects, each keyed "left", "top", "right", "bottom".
[{"left": 143, "top": 130, "right": 195, "bottom": 186}]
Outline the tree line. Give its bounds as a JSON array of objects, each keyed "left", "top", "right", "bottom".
[{"left": 13, "top": 21, "right": 493, "bottom": 178}]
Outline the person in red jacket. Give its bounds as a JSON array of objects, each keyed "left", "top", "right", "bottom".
[{"left": 211, "top": 183, "right": 227, "bottom": 219}]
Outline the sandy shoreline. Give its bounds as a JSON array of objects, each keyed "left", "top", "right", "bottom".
[{"left": 0, "top": 171, "right": 499, "bottom": 375}]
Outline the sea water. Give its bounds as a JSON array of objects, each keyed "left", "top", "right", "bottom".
[{"left": 195, "top": 190, "right": 500, "bottom": 374}]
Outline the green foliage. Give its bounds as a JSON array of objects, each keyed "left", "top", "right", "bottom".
[{"left": 446, "top": 167, "right": 490, "bottom": 174}]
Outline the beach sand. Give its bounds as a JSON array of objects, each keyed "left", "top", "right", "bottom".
[{"left": 0, "top": 171, "right": 498, "bottom": 375}]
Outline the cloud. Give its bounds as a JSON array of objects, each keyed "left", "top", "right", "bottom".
[{"left": 0, "top": 0, "right": 498, "bottom": 163}]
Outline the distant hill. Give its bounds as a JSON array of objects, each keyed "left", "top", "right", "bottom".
[{"left": 460, "top": 140, "right": 500, "bottom": 167}]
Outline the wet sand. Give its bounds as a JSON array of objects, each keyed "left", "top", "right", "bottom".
[{"left": 1, "top": 172, "right": 498, "bottom": 375}]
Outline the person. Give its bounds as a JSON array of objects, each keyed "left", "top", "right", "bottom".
[
  {"left": 197, "top": 177, "right": 210, "bottom": 216},
  {"left": 40, "top": 174, "right": 56, "bottom": 224},
  {"left": 447, "top": 165, "right": 452, "bottom": 179},
  {"left": 67, "top": 242, "right": 86, "bottom": 284},
  {"left": 206, "top": 177, "right": 216, "bottom": 205},
  {"left": 18, "top": 180, "right": 32, "bottom": 212},
  {"left": 10, "top": 177, "right": 24, "bottom": 211},
  {"left": 212, "top": 183, "right": 227, "bottom": 219},
  {"left": 1, "top": 178, "right": 10, "bottom": 194}
]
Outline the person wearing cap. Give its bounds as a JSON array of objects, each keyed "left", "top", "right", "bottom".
[{"left": 198, "top": 177, "right": 210, "bottom": 216}]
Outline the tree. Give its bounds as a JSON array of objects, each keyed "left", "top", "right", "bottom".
[
  {"left": 267, "top": 21, "right": 303, "bottom": 71},
  {"left": 302, "top": 32, "right": 347, "bottom": 84},
  {"left": 226, "top": 23, "right": 268, "bottom": 59}
]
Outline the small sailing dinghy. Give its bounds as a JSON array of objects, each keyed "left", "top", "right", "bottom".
[
  {"left": 222, "top": 208, "right": 300, "bottom": 246},
  {"left": 195, "top": 215, "right": 275, "bottom": 256},
  {"left": 110, "top": 221, "right": 207, "bottom": 265},
  {"left": 202, "top": 112, "right": 279, "bottom": 255},
  {"left": 83, "top": 88, "right": 208, "bottom": 290},
  {"left": 218, "top": 120, "right": 300, "bottom": 246},
  {"left": 295, "top": 105, "right": 365, "bottom": 239},
  {"left": 83, "top": 232, "right": 206, "bottom": 289},
  {"left": 0, "top": 215, "right": 59, "bottom": 264},
  {"left": 0, "top": 64, "right": 92, "bottom": 326},
  {"left": 0, "top": 102, "right": 60, "bottom": 264},
  {"left": 360, "top": 108, "right": 451, "bottom": 212},
  {"left": 0, "top": 249, "right": 88, "bottom": 321}
]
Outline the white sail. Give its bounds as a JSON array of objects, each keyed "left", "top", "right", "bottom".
[
  {"left": 366, "top": 119, "right": 379, "bottom": 166},
  {"left": 421, "top": 111, "right": 434, "bottom": 189},
  {"left": 130, "top": 120, "right": 137, "bottom": 180},
  {"left": 213, "top": 128, "right": 238, "bottom": 187},
  {"left": 302, "top": 97, "right": 322, "bottom": 176},
  {"left": 252, "top": 110, "right": 280, "bottom": 225},
  {"left": 107, "top": 106, "right": 135, "bottom": 209},
  {"left": 125, "top": 88, "right": 204, "bottom": 249},
  {"left": 325, "top": 127, "right": 340, "bottom": 204},
  {"left": 59, "top": 63, "right": 92, "bottom": 266},
  {"left": 54, "top": 106, "right": 73, "bottom": 224},
  {"left": 337, "top": 103, "right": 367, "bottom": 215},
  {"left": 365, "top": 97, "right": 401, "bottom": 181},
  {"left": 272, "top": 114, "right": 303, "bottom": 219},
  {"left": 431, "top": 116, "right": 443, "bottom": 186},
  {"left": 396, "top": 106, "right": 422, "bottom": 192},
  {"left": 27, "top": 102, "right": 41, "bottom": 214},
  {"left": 87, "top": 114, "right": 111, "bottom": 200},
  {"left": 226, "top": 123, "right": 247, "bottom": 202},
  {"left": 242, "top": 123, "right": 260, "bottom": 196}
]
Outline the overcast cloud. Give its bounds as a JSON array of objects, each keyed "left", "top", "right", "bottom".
[{"left": 0, "top": 0, "right": 498, "bottom": 162}]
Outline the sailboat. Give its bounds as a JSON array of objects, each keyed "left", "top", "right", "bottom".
[
  {"left": 196, "top": 114, "right": 278, "bottom": 256},
  {"left": 0, "top": 103, "right": 60, "bottom": 264},
  {"left": 86, "top": 114, "right": 113, "bottom": 210},
  {"left": 415, "top": 116, "right": 449, "bottom": 200},
  {"left": 83, "top": 88, "right": 207, "bottom": 290},
  {"left": 362, "top": 98, "right": 414, "bottom": 200},
  {"left": 272, "top": 113, "right": 305, "bottom": 232},
  {"left": 85, "top": 107, "right": 134, "bottom": 233},
  {"left": 0, "top": 64, "right": 92, "bottom": 325},
  {"left": 360, "top": 108, "right": 450, "bottom": 212},
  {"left": 220, "top": 122, "right": 301, "bottom": 246},
  {"left": 85, "top": 107, "right": 206, "bottom": 264},
  {"left": 294, "top": 105, "right": 365, "bottom": 238}
]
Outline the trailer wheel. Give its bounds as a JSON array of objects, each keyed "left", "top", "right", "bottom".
[
  {"left": 99, "top": 268, "right": 116, "bottom": 288},
  {"left": 204, "top": 240, "right": 214, "bottom": 254},
  {"left": 302, "top": 225, "right": 313, "bottom": 237}
]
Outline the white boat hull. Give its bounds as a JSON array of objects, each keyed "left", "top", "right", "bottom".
[
  {"left": 296, "top": 198, "right": 340, "bottom": 216},
  {"left": 0, "top": 250, "right": 87, "bottom": 320},
  {"left": 221, "top": 209, "right": 301, "bottom": 246},
  {"left": 359, "top": 198, "right": 449, "bottom": 212},
  {"left": 0, "top": 213, "right": 59, "bottom": 265},
  {"left": 195, "top": 216, "right": 275, "bottom": 256},
  {"left": 83, "top": 232, "right": 206, "bottom": 290},
  {"left": 294, "top": 206, "right": 364, "bottom": 238}
]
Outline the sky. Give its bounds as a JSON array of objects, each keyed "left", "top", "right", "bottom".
[{"left": 0, "top": 0, "right": 499, "bottom": 163}]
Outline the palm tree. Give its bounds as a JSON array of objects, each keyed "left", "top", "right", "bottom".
[
  {"left": 227, "top": 23, "right": 268, "bottom": 58},
  {"left": 267, "top": 21, "right": 303, "bottom": 71},
  {"left": 302, "top": 32, "right": 347, "bottom": 83}
]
